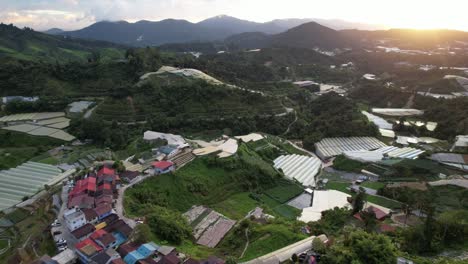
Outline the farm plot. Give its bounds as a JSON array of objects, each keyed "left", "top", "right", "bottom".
[{"left": 0, "top": 162, "right": 64, "bottom": 211}]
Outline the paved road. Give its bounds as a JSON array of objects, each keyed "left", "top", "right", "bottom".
[
  {"left": 282, "top": 109, "right": 297, "bottom": 136},
  {"left": 83, "top": 105, "right": 97, "bottom": 119},
  {"left": 286, "top": 140, "right": 318, "bottom": 158},
  {"left": 54, "top": 186, "right": 78, "bottom": 250},
  {"left": 350, "top": 184, "right": 378, "bottom": 195},
  {"left": 114, "top": 176, "right": 148, "bottom": 229}
]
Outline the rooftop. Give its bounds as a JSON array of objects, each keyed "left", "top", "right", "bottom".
[{"left": 152, "top": 161, "right": 174, "bottom": 170}]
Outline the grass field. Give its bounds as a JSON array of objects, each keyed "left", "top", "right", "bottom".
[
  {"left": 240, "top": 223, "right": 307, "bottom": 261},
  {"left": 325, "top": 181, "right": 352, "bottom": 194},
  {"left": 213, "top": 192, "right": 260, "bottom": 220},
  {"left": 366, "top": 195, "right": 402, "bottom": 209},
  {"left": 361, "top": 181, "right": 386, "bottom": 190},
  {"left": 263, "top": 183, "right": 304, "bottom": 203},
  {"left": 333, "top": 155, "right": 366, "bottom": 173},
  {"left": 0, "top": 130, "right": 62, "bottom": 169}
]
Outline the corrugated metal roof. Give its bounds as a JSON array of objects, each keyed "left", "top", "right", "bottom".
[
  {"left": 274, "top": 155, "right": 322, "bottom": 187},
  {"left": 0, "top": 162, "right": 62, "bottom": 211},
  {"left": 315, "top": 137, "right": 387, "bottom": 158}
]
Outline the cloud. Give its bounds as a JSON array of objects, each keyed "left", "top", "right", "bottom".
[{"left": 0, "top": 8, "right": 95, "bottom": 30}]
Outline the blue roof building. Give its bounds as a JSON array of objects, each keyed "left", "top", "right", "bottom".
[
  {"left": 158, "top": 145, "right": 179, "bottom": 158},
  {"left": 123, "top": 242, "right": 159, "bottom": 264}
]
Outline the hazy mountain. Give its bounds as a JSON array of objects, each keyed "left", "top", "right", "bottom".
[
  {"left": 43, "top": 28, "right": 64, "bottom": 35},
  {"left": 59, "top": 15, "right": 382, "bottom": 47},
  {"left": 61, "top": 19, "right": 232, "bottom": 46},
  {"left": 226, "top": 22, "right": 357, "bottom": 50},
  {"left": 197, "top": 15, "right": 284, "bottom": 34},
  {"left": 272, "top": 22, "right": 356, "bottom": 49}
]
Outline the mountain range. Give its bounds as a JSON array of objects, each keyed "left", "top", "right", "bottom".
[{"left": 50, "top": 15, "right": 384, "bottom": 47}]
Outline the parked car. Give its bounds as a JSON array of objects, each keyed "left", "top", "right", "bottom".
[
  {"left": 56, "top": 238, "right": 66, "bottom": 244},
  {"left": 52, "top": 231, "right": 62, "bottom": 236},
  {"left": 58, "top": 246, "right": 68, "bottom": 252}
]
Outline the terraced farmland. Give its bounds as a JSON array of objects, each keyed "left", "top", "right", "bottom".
[{"left": 93, "top": 97, "right": 148, "bottom": 122}]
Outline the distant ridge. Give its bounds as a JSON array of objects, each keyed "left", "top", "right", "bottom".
[
  {"left": 57, "top": 15, "right": 383, "bottom": 47},
  {"left": 43, "top": 28, "right": 64, "bottom": 35}
]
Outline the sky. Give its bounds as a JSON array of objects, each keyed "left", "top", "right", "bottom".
[{"left": 0, "top": 0, "right": 467, "bottom": 31}]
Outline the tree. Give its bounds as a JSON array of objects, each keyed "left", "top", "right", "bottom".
[
  {"left": 291, "top": 253, "right": 299, "bottom": 263},
  {"left": 351, "top": 187, "right": 367, "bottom": 214},
  {"left": 146, "top": 206, "right": 192, "bottom": 244},
  {"left": 359, "top": 209, "right": 377, "bottom": 232},
  {"left": 225, "top": 257, "right": 237, "bottom": 264},
  {"left": 323, "top": 230, "right": 397, "bottom": 264},
  {"left": 308, "top": 207, "right": 351, "bottom": 236},
  {"left": 312, "top": 237, "right": 327, "bottom": 254},
  {"left": 132, "top": 223, "right": 152, "bottom": 244},
  {"left": 112, "top": 160, "right": 126, "bottom": 173}
]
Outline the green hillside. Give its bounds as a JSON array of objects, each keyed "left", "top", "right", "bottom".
[
  {"left": 0, "top": 24, "right": 125, "bottom": 62},
  {"left": 93, "top": 73, "right": 286, "bottom": 123}
]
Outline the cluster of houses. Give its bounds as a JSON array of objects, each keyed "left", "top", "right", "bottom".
[
  {"left": 64, "top": 167, "right": 121, "bottom": 232},
  {"left": 60, "top": 167, "right": 136, "bottom": 263},
  {"left": 35, "top": 136, "right": 228, "bottom": 264}
]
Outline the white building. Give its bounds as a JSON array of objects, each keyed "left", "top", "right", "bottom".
[
  {"left": 143, "top": 131, "right": 189, "bottom": 148},
  {"left": 451, "top": 135, "right": 468, "bottom": 151},
  {"left": 64, "top": 208, "right": 86, "bottom": 231}
]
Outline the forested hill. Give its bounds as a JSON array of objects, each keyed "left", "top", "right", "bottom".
[
  {"left": 169, "top": 22, "right": 359, "bottom": 52},
  {"left": 0, "top": 24, "right": 125, "bottom": 62}
]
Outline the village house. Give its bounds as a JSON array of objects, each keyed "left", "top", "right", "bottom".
[
  {"left": 157, "top": 145, "right": 180, "bottom": 159},
  {"left": 94, "top": 203, "right": 113, "bottom": 220},
  {"left": 90, "top": 229, "right": 118, "bottom": 249},
  {"left": 353, "top": 206, "right": 389, "bottom": 221},
  {"left": 64, "top": 207, "right": 87, "bottom": 231},
  {"left": 89, "top": 248, "right": 122, "bottom": 264},
  {"left": 76, "top": 238, "right": 104, "bottom": 264},
  {"left": 68, "top": 193, "right": 95, "bottom": 209},
  {"left": 82, "top": 208, "right": 99, "bottom": 224},
  {"left": 69, "top": 177, "right": 97, "bottom": 198},
  {"left": 152, "top": 161, "right": 175, "bottom": 174},
  {"left": 72, "top": 223, "right": 96, "bottom": 241},
  {"left": 123, "top": 242, "right": 160, "bottom": 264}
]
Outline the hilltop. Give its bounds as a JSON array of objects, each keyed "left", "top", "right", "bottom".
[{"left": 0, "top": 24, "right": 125, "bottom": 62}]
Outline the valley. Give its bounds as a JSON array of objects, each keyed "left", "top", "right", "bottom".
[{"left": 0, "top": 15, "right": 467, "bottom": 264}]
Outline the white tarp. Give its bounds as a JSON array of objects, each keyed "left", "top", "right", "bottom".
[{"left": 299, "top": 190, "right": 351, "bottom": 222}]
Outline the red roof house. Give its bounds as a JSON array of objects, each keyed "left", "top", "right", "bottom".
[
  {"left": 379, "top": 223, "right": 397, "bottom": 233},
  {"left": 98, "top": 167, "right": 116, "bottom": 177},
  {"left": 68, "top": 193, "right": 95, "bottom": 209},
  {"left": 69, "top": 177, "right": 97, "bottom": 197},
  {"left": 90, "top": 229, "right": 117, "bottom": 249},
  {"left": 152, "top": 161, "right": 175, "bottom": 174},
  {"left": 98, "top": 183, "right": 112, "bottom": 191},
  {"left": 76, "top": 238, "right": 103, "bottom": 261},
  {"left": 354, "top": 206, "right": 389, "bottom": 221}
]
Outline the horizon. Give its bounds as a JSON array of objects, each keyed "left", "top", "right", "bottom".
[
  {"left": 4, "top": 15, "right": 468, "bottom": 33},
  {"left": 0, "top": 0, "right": 467, "bottom": 31}
]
